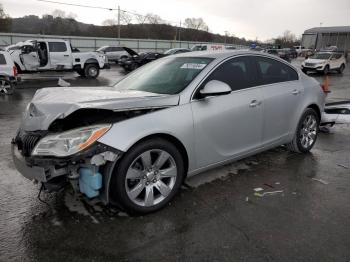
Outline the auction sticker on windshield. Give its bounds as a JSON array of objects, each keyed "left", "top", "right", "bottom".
[{"left": 180, "top": 63, "right": 207, "bottom": 70}]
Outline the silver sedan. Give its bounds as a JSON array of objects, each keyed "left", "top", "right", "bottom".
[{"left": 12, "top": 50, "right": 326, "bottom": 214}]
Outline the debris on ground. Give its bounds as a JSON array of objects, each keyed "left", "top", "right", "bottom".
[
  {"left": 254, "top": 190, "right": 284, "bottom": 197},
  {"left": 263, "top": 183, "right": 274, "bottom": 188},
  {"left": 275, "top": 182, "right": 280, "bottom": 185},
  {"left": 337, "top": 164, "right": 349, "bottom": 169},
  {"left": 254, "top": 187, "right": 264, "bottom": 192},
  {"left": 311, "top": 178, "right": 329, "bottom": 185},
  {"left": 58, "top": 77, "right": 71, "bottom": 87}
]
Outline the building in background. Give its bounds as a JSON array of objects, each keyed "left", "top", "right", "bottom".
[{"left": 302, "top": 26, "right": 350, "bottom": 55}]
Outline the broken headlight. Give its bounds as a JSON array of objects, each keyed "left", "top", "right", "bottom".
[{"left": 32, "top": 124, "right": 111, "bottom": 157}]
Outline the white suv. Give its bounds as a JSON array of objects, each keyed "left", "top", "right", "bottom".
[
  {"left": 96, "top": 46, "right": 130, "bottom": 63},
  {"left": 0, "top": 51, "right": 19, "bottom": 95},
  {"left": 301, "top": 52, "right": 346, "bottom": 75}
]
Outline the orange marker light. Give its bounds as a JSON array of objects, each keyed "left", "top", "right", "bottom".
[{"left": 78, "top": 126, "right": 110, "bottom": 150}]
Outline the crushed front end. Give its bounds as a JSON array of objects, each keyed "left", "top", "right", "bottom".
[{"left": 11, "top": 125, "right": 122, "bottom": 203}]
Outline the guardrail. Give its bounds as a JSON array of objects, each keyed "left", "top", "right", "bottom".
[{"left": 0, "top": 32, "right": 248, "bottom": 53}]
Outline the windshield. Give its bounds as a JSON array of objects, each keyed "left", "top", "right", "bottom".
[
  {"left": 311, "top": 53, "right": 331, "bottom": 60},
  {"left": 164, "top": 49, "right": 176, "bottom": 55},
  {"left": 97, "top": 46, "right": 107, "bottom": 51},
  {"left": 114, "top": 57, "right": 214, "bottom": 95}
]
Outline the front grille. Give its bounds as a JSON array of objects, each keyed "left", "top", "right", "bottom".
[
  {"left": 305, "top": 63, "right": 315, "bottom": 67},
  {"left": 16, "top": 132, "right": 42, "bottom": 157}
]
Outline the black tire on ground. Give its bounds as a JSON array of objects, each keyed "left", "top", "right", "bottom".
[
  {"left": 110, "top": 138, "right": 185, "bottom": 215},
  {"left": 131, "top": 63, "right": 139, "bottom": 71},
  {"left": 84, "top": 64, "right": 100, "bottom": 78},
  {"left": 302, "top": 69, "right": 308, "bottom": 74},
  {"left": 0, "top": 79, "right": 14, "bottom": 95},
  {"left": 323, "top": 65, "right": 330, "bottom": 75},
  {"left": 287, "top": 108, "right": 320, "bottom": 153},
  {"left": 338, "top": 64, "right": 345, "bottom": 74},
  {"left": 76, "top": 69, "right": 86, "bottom": 77}
]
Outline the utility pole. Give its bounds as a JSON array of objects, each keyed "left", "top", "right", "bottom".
[
  {"left": 178, "top": 21, "right": 181, "bottom": 42},
  {"left": 117, "top": 5, "right": 121, "bottom": 40}
]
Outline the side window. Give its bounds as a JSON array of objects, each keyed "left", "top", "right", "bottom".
[
  {"left": 203, "top": 56, "right": 256, "bottom": 91},
  {"left": 48, "top": 42, "right": 67, "bottom": 52},
  {"left": 0, "top": 54, "right": 6, "bottom": 65},
  {"left": 201, "top": 46, "right": 207, "bottom": 51},
  {"left": 255, "top": 57, "right": 298, "bottom": 85}
]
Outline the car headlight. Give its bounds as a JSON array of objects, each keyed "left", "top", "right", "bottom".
[{"left": 32, "top": 124, "right": 111, "bottom": 157}]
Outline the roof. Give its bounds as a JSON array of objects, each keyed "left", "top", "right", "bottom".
[
  {"left": 304, "top": 26, "right": 350, "bottom": 34},
  {"left": 175, "top": 49, "right": 261, "bottom": 59}
]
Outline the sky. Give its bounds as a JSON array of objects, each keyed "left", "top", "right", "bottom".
[{"left": 2, "top": 0, "right": 350, "bottom": 41}]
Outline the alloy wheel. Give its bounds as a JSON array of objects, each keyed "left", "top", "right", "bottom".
[
  {"left": 299, "top": 114, "right": 317, "bottom": 149},
  {"left": 125, "top": 149, "right": 177, "bottom": 207},
  {"left": 0, "top": 80, "right": 12, "bottom": 94}
]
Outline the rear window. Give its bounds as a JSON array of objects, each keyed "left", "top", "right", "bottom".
[
  {"left": 48, "top": 42, "right": 67, "bottom": 52},
  {"left": 0, "top": 54, "right": 6, "bottom": 65}
]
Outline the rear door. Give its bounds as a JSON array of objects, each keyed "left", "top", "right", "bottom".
[
  {"left": 48, "top": 41, "right": 72, "bottom": 69},
  {"left": 253, "top": 56, "right": 301, "bottom": 146},
  {"left": 21, "top": 45, "right": 40, "bottom": 71},
  {"left": 191, "top": 56, "right": 263, "bottom": 168}
]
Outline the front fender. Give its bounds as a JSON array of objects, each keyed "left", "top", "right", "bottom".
[{"left": 98, "top": 103, "right": 196, "bottom": 172}]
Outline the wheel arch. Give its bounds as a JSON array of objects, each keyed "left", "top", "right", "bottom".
[
  {"left": 307, "top": 103, "right": 321, "bottom": 120},
  {"left": 127, "top": 133, "right": 189, "bottom": 176},
  {"left": 84, "top": 58, "right": 99, "bottom": 65}
]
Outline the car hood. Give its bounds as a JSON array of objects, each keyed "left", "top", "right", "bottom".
[
  {"left": 305, "top": 58, "right": 327, "bottom": 64},
  {"left": 21, "top": 86, "right": 180, "bottom": 131}
]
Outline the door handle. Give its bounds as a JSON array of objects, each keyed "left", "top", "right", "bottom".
[
  {"left": 292, "top": 89, "right": 300, "bottom": 95},
  {"left": 249, "top": 100, "right": 261, "bottom": 107}
]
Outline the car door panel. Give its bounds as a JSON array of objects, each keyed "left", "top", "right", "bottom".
[
  {"left": 191, "top": 88, "right": 263, "bottom": 168},
  {"left": 253, "top": 56, "right": 302, "bottom": 146},
  {"left": 191, "top": 56, "right": 263, "bottom": 169},
  {"left": 48, "top": 42, "right": 72, "bottom": 69}
]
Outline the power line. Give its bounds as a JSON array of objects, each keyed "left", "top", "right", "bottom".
[
  {"left": 37, "top": 0, "right": 180, "bottom": 25},
  {"left": 37, "top": 0, "right": 116, "bottom": 11}
]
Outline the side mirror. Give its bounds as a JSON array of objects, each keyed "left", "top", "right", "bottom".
[{"left": 199, "top": 80, "right": 231, "bottom": 98}]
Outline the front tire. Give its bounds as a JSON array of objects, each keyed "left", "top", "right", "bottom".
[
  {"left": 111, "top": 138, "right": 185, "bottom": 214},
  {"left": 338, "top": 64, "right": 345, "bottom": 74},
  {"left": 84, "top": 64, "right": 100, "bottom": 78},
  {"left": 0, "top": 79, "right": 14, "bottom": 95},
  {"left": 287, "top": 108, "right": 320, "bottom": 153},
  {"left": 323, "top": 65, "right": 330, "bottom": 75}
]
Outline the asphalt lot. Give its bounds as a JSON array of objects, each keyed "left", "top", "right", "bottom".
[{"left": 1, "top": 61, "right": 350, "bottom": 262}]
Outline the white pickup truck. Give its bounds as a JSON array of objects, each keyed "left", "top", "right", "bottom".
[{"left": 6, "top": 39, "right": 109, "bottom": 78}]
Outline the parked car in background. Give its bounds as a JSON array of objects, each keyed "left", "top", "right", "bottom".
[
  {"left": 191, "top": 44, "right": 226, "bottom": 51},
  {"left": 6, "top": 39, "right": 109, "bottom": 78},
  {"left": 97, "top": 46, "right": 130, "bottom": 63},
  {"left": 301, "top": 52, "right": 346, "bottom": 75},
  {"left": 0, "top": 50, "right": 19, "bottom": 95},
  {"left": 283, "top": 48, "right": 297, "bottom": 58},
  {"left": 12, "top": 50, "right": 326, "bottom": 214},
  {"left": 264, "top": 49, "right": 290, "bottom": 62},
  {"left": 163, "top": 48, "right": 191, "bottom": 55},
  {"left": 119, "top": 47, "right": 165, "bottom": 72}
]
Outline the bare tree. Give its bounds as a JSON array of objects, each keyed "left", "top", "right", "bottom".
[
  {"left": 0, "top": 4, "right": 11, "bottom": 32},
  {"left": 51, "top": 9, "right": 66, "bottom": 18},
  {"left": 184, "top": 18, "right": 208, "bottom": 31},
  {"left": 146, "top": 13, "right": 163, "bottom": 24},
  {"left": 102, "top": 19, "right": 118, "bottom": 26},
  {"left": 120, "top": 11, "right": 133, "bottom": 25},
  {"left": 134, "top": 14, "right": 148, "bottom": 24}
]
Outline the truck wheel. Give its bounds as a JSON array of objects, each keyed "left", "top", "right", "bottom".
[
  {"left": 76, "top": 69, "right": 86, "bottom": 77},
  {"left": 84, "top": 64, "right": 100, "bottom": 79}
]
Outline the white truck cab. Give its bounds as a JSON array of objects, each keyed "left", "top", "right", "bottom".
[
  {"left": 191, "top": 44, "right": 226, "bottom": 51},
  {"left": 7, "top": 39, "right": 109, "bottom": 78}
]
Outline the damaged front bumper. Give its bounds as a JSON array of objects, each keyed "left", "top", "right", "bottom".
[{"left": 11, "top": 137, "right": 123, "bottom": 203}]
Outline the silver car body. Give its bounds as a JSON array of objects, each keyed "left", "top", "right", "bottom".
[{"left": 13, "top": 50, "right": 325, "bottom": 203}]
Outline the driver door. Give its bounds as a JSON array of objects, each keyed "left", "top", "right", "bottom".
[
  {"left": 191, "top": 56, "right": 263, "bottom": 168},
  {"left": 20, "top": 45, "right": 40, "bottom": 71}
]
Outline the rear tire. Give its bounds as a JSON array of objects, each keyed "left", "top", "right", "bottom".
[
  {"left": 76, "top": 69, "right": 85, "bottom": 77},
  {"left": 287, "top": 108, "right": 320, "bottom": 153},
  {"left": 110, "top": 138, "right": 185, "bottom": 215},
  {"left": 84, "top": 64, "right": 100, "bottom": 79}
]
